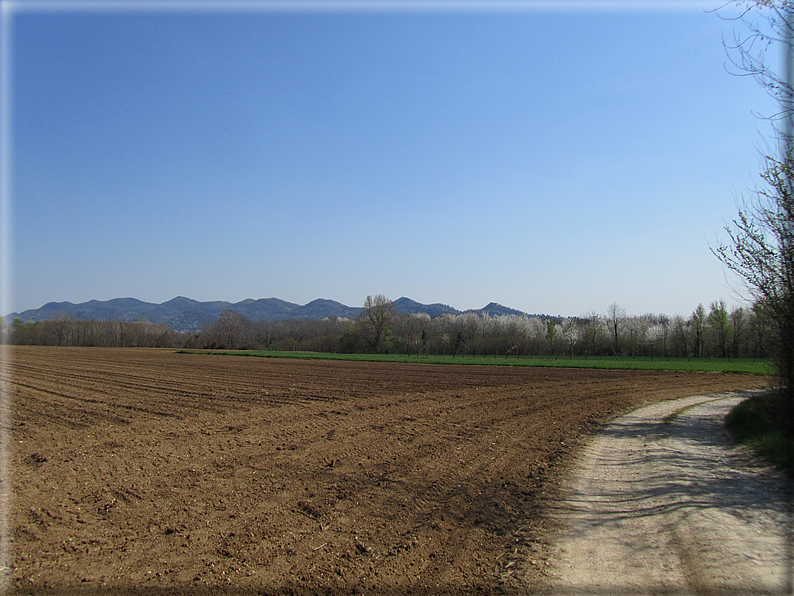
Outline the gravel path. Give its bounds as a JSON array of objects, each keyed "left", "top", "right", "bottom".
[{"left": 543, "top": 391, "right": 793, "bottom": 596}]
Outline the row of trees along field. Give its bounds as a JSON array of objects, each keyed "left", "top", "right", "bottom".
[
  {"left": 2, "top": 295, "right": 773, "bottom": 359},
  {"left": 2, "top": 317, "right": 180, "bottom": 348}
]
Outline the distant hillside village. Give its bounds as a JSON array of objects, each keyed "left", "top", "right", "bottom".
[{"left": 1, "top": 295, "right": 769, "bottom": 360}]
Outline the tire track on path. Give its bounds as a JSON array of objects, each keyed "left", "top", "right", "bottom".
[{"left": 543, "top": 391, "right": 793, "bottom": 596}]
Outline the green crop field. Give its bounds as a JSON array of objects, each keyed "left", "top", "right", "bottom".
[{"left": 179, "top": 350, "right": 773, "bottom": 375}]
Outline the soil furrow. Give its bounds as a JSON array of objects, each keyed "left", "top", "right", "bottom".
[{"left": 6, "top": 346, "right": 770, "bottom": 595}]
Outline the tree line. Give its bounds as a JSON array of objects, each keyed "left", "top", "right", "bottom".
[
  {"left": 2, "top": 317, "right": 180, "bottom": 348},
  {"left": 1, "top": 296, "right": 772, "bottom": 360}
]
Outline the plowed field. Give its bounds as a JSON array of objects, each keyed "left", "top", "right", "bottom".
[{"left": 5, "top": 346, "right": 769, "bottom": 595}]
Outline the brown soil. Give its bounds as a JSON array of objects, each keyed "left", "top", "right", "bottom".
[{"left": 3, "top": 346, "right": 770, "bottom": 595}]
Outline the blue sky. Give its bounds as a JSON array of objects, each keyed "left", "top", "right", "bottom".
[{"left": 3, "top": 0, "right": 781, "bottom": 318}]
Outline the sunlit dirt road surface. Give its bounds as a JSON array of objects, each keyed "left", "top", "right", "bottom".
[
  {"left": 4, "top": 346, "right": 769, "bottom": 595},
  {"left": 544, "top": 393, "right": 792, "bottom": 596}
]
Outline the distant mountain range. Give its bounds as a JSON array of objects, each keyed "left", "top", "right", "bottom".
[{"left": 5, "top": 296, "right": 552, "bottom": 333}]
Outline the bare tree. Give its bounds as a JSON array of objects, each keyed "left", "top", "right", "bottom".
[
  {"left": 729, "top": 306, "right": 748, "bottom": 357},
  {"left": 718, "top": 1, "right": 794, "bottom": 426},
  {"left": 605, "top": 303, "right": 625, "bottom": 356},
  {"left": 722, "top": 1, "right": 794, "bottom": 136},
  {"left": 579, "top": 312, "right": 603, "bottom": 356},
  {"left": 202, "top": 309, "right": 249, "bottom": 349},
  {"left": 658, "top": 313, "right": 671, "bottom": 357},
  {"left": 713, "top": 154, "right": 794, "bottom": 414},
  {"left": 670, "top": 315, "right": 691, "bottom": 358},
  {"left": 359, "top": 295, "right": 395, "bottom": 353}
]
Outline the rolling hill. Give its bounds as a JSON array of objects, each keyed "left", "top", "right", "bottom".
[{"left": 6, "top": 297, "right": 557, "bottom": 333}]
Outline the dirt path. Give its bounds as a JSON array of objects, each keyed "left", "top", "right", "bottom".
[{"left": 543, "top": 391, "right": 793, "bottom": 596}]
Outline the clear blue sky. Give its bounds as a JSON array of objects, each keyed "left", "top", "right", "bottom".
[{"left": 4, "top": 1, "right": 781, "bottom": 318}]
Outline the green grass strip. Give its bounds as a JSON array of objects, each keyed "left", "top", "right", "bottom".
[{"left": 176, "top": 350, "right": 772, "bottom": 374}]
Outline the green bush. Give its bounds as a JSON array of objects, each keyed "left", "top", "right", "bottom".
[{"left": 726, "top": 391, "right": 794, "bottom": 476}]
